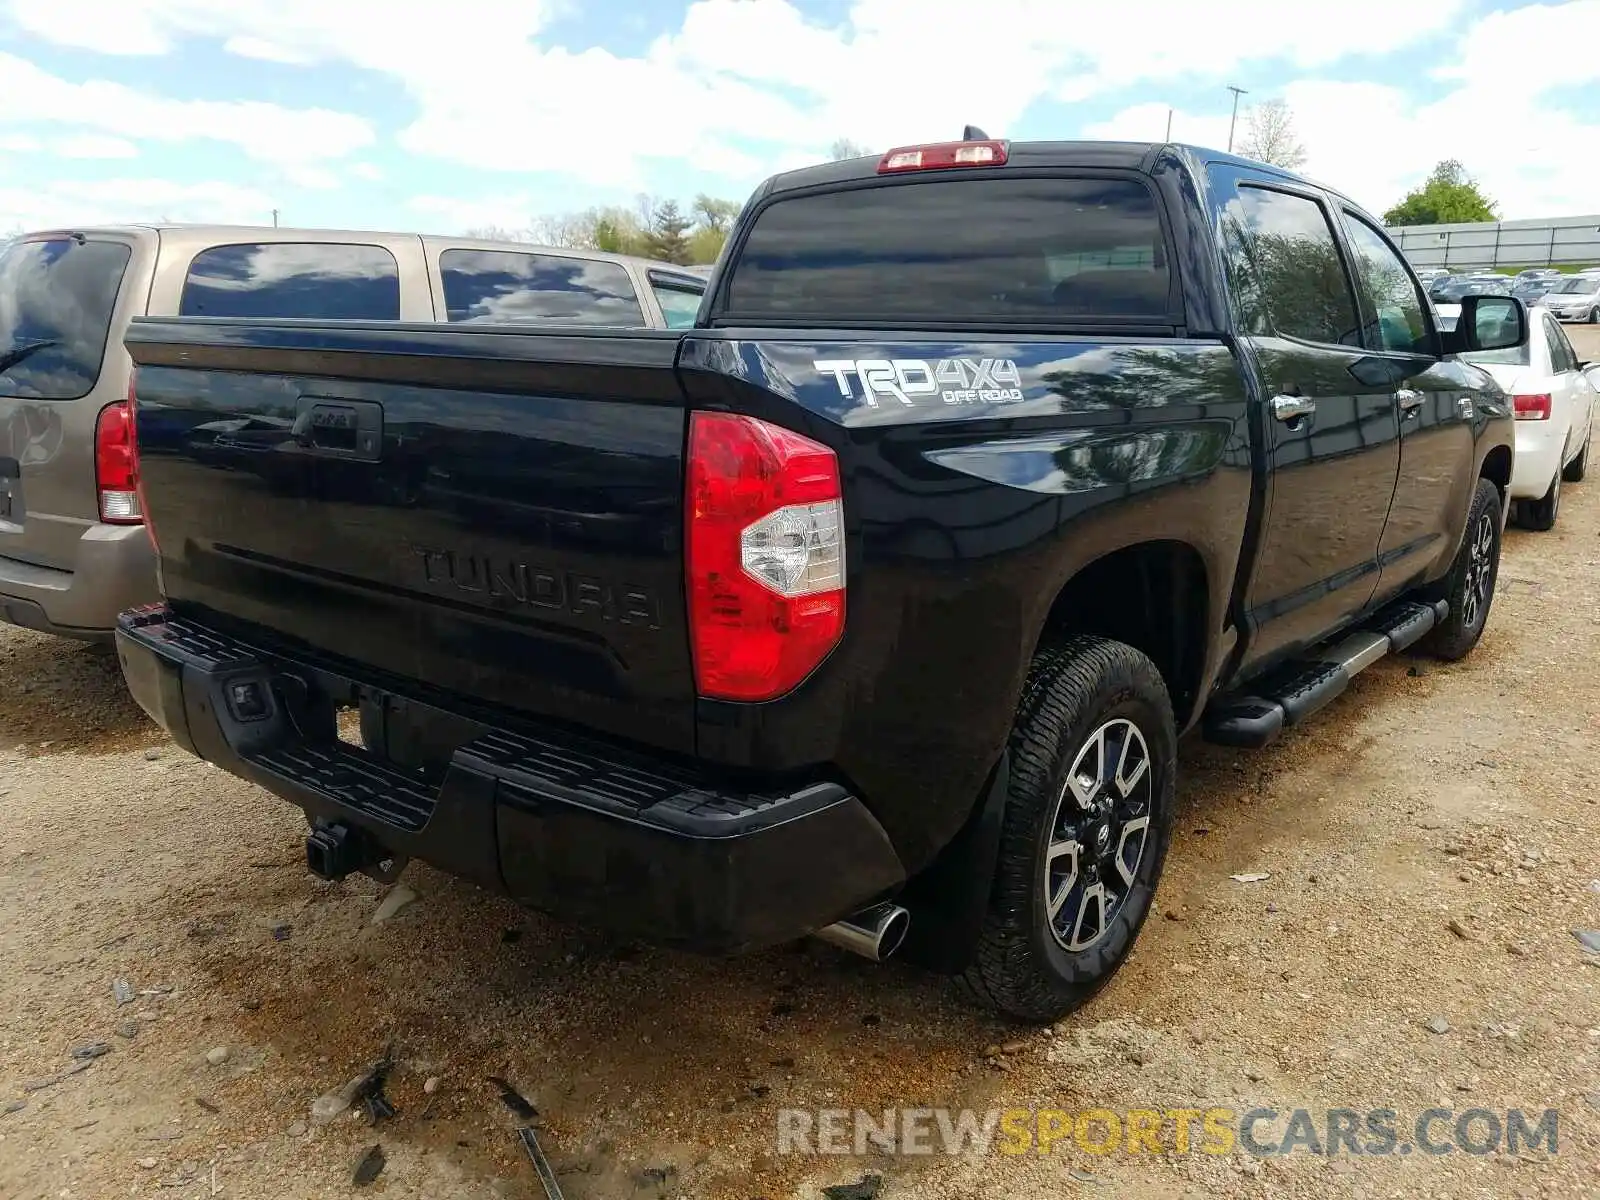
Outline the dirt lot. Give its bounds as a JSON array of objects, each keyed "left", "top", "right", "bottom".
[{"left": 4, "top": 364, "right": 1600, "bottom": 1199}]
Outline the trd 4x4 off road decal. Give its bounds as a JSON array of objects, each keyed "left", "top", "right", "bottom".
[{"left": 813, "top": 358, "right": 1025, "bottom": 407}]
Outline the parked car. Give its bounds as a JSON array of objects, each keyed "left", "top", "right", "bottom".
[
  {"left": 1463, "top": 307, "right": 1595, "bottom": 529},
  {"left": 1512, "top": 276, "right": 1560, "bottom": 306},
  {"left": 1430, "top": 274, "right": 1516, "bottom": 329},
  {"left": 0, "top": 226, "right": 704, "bottom": 641},
  {"left": 1513, "top": 268, "right": 1563, "bottom": 281},
  {"left": 1542, "top": 275, "right": 1600, "bottom": 323},
  {"left": 115, "top": 139, "right": 1523, "bottom": 1023}
]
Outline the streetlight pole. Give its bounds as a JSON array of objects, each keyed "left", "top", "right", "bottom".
[
  {"left": 271, "top": 208, "right": 279, "bottom": 228},
  {"left": 1227, "top": 86, "right": 1248, "bottom": 153}
]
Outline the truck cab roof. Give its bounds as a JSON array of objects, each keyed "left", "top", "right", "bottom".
[{"left": 758, "top": 139, "right": 1361, "bottom": 219}]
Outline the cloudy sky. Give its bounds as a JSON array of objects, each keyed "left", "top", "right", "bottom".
[{"left": 0, "top": 0, "right": 1595, "bottom": 236}]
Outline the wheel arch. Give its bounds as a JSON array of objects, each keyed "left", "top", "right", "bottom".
[
  {"left": 1479, "top": 442, "right": 1512, "bottom": 497},
  {"left": 1030, "top": 538, "right": 1213, "bottom": 730}
]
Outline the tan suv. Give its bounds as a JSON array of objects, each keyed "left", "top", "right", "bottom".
[{"left": 0, "top": 225, "right": 707, "bottom": 640}]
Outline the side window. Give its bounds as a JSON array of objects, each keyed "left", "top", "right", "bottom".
[
  {"left": 180, "top": 243, "right": 400, "bottom": 319},
  {"left": 1340, "top": 213, "right": 1432, "bottom": 355},
  {"left": 1227, "top": 186, "right": 1361, "bottom": 347},
  {"left": 440, "top": 250, "right": 644, "bottom": 326},
  {"left": 1545, "top": 316, "right": 1576, "bottom": 373},
  {"left": 649, "top": 275, "right": 704, "bottom": 329}
]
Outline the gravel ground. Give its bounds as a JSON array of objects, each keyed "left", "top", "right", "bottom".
[{"left": 4, "top": 352, "right": 1600, "bottom": 1198}]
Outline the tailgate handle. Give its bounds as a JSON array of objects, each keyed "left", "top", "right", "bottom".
[{"left": 291, "top": 397, "right": 383, "bottom": 461}]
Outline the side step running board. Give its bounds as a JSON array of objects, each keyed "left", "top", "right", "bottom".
[{"left": 1204, "top": 599, "right": 1447, "bottom": 749}]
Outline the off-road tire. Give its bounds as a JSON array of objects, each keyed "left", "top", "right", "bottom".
[
  {"left": 1421, "top": 477, "right": 1503, "bottom": 660},
  {"left": 960, "top": 636, "right": 1176, "bottom": 1024}
]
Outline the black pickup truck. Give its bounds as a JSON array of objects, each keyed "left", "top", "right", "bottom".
[{"left": 115, "top": 139, "right": 1526, "bottom": 1023}]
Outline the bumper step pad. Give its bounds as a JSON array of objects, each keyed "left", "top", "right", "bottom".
[{"left": 114, "top": 605, "right": 906, "bottom": 954}]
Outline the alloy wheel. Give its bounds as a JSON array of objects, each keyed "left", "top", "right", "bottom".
[
  {"left": 1043, "top": 718, "right": 1154, "bottom": 952},
  {"left": 1461, "top": 509, "right": 1496, "bottom": 628}
]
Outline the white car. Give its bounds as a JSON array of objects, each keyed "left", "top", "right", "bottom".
[
  {"left": 1464, "top": 307, "right": 1595, "bottom": 529},
  {"left": 1539, "top": 275, "right": 1600, "bottom": 323}
]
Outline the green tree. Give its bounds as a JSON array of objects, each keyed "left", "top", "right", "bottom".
[
  {"left": 1383, "top": 160, "right": 1499, "bottom": 226},
  {"left": 646, "top": 199, "right": 693, "bottom": 264},
  {"left": 688, "top": 225, "right": 727, "bottom": 265},
  {"left": 692, "top": 194, "right": 741, "bottom": 234}
]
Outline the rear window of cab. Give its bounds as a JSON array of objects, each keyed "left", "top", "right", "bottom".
[{"left": 723, "top": 177, "right": 1173, "bottom": 325}]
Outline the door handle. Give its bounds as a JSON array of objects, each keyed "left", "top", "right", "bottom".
[
  {"left": 1396, "top": 387, "right": 1425, "bottom": 416},
  {"left": 290, "top": 397, "right": 384, "bottom": 461},
  {"left": 1270, "top": 394, "right": 1316, "bottom": 422}
]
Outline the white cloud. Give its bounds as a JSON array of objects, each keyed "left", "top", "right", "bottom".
[
  {"left": 1441, "top": 0, "right": 1600, "bottom": 87},
  {"left": 4, "top": 0, "right": 1599, "bottom": 215},
  {"left": 0, "top": 0, "right": 1483, "bottom": 189},
  {"left": 408, "top": 193, "right": 539, "bottom": 235},
  {"left": 1090, "top": 76, "right": 1600, "bottom": 219},
  {"left": 0, "top": 177, "right": 275, "bottom": 232},
  {"left": 56, "top": 134, "right": 139, "bottom": 159},
  {"left": 0, "top": 50, "right": 372, "bottom": 166}
]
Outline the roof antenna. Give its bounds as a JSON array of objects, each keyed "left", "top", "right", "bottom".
[{"left": 962, "top": 125, "right": 990, "bottom": 141}]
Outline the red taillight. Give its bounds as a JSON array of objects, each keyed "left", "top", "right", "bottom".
[
  {"left": 95, "top": 387, "right": 142, "bottom": 525},
  {"left": 1513, "top": 393, "right": 1552, "bottom": 421},
  {"left": 686, "top": 411, "right": 845, "bottom": 702},
  {"left": 877, "top": 140, "right": 1008, "bottom": 173}
]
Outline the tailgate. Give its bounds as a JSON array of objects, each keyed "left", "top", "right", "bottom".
[{"left": 124, "top": 319, "right": 696, "bottom": 755}]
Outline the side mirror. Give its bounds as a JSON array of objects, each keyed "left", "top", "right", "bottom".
[{"left": 1444, "top": 294, "right": 1527, "bottom": 355}]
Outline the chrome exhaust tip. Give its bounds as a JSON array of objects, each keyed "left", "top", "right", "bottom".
[{"left": 813, "top": 901, "right": 910, "bottom": 962}]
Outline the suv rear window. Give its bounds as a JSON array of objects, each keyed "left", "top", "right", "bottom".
[
  {"left": 180, "top": 243, "right": 401, "bottom": 320},
  {"left": 440, "top": 250, "right": 644, "bottom": 326},
  {"left": 0, "top": 237, "right": 132, "bottom": 400},
  {"left": 724, "top": 177, "right": 1173, "bottom": 324}
]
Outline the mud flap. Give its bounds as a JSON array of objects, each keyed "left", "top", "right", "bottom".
[{"left": 895, "top": 751, "right": 1010, "bottom": 974}]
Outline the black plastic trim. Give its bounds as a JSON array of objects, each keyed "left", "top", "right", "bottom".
[{"left": 113, "top": 605, "right": 906, "bottom": 953}]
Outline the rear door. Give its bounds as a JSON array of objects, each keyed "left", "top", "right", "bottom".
[
  {"left": 1213, "top": 173, "right": 1403, "bottom": 670},
  {"left": 1336, "top": 208, "right": 1482, "bottom": 603},
  {"left": 1544, "top": 313, "right": 1591, "bottom": 455},
  {"left": 0, "top": 232, "right": 146, "bottom": 569}
]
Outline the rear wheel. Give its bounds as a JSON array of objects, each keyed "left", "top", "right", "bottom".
[
  {"left": 1519, "top": 470, "right": 1561, "bottom": 531},
  {"left": 1422, "top": 477, "right": 1502, "bottom": 660},
  {"left": 961, "top": 636, "right": 1176, "bottom": 1024},
  {"left": 1563, "top": 433, "right": 1588, "bottom": 483}
]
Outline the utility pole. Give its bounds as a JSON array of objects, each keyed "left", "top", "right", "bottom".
[
  {"left": 271, "top": 208, "right": 279, "bottom": 228},
  {"left": 1226, "top": 85, "right": 1248, "bottom": 153},
  {"left": 1165, "top": 108, "right": 1173, "bottom": 140}
]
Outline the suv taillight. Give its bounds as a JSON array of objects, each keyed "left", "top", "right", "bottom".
[
  {"left": 1513, "top": 393, "right": 1552, "bottom": 421},
  {"left": 95, "top": 387, "right": 142, "bottom": 525},
  {"left": 686, "top": 411, "right": 845, "bottom": 702}
]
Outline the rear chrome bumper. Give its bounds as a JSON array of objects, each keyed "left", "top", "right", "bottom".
[
  {"left": 0, "top": 523, "right": 156, "bottom": 640},
  {"left": 115, "top": 605, "right": 906, "bottom": 954}
]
